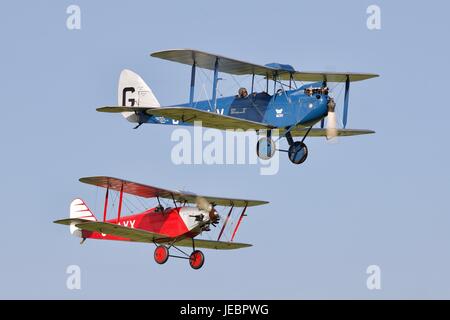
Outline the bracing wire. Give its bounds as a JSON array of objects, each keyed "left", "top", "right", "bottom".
[{"left": 135, "top": 195, "right": 148, "bottom": 211}]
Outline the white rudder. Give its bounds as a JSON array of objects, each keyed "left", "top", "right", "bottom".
[
  {"left": 69, "top": 198, "right": 97, "bottom": 237},
  {"left": 118, "top": 69, "right": 160, "bottom": 122}
]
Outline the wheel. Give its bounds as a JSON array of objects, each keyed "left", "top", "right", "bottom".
[
  {"left": 189, "top": 250, "right": 205, "bottom": 270},
  {"left": 154, "top": 245, "right": 169, "bottom": 264},
  {"left": 288, "top": 141, "right": 308, "bottom": 165},
  {"left": 256, "top": 137, "right": 275, "bottom": 160}
]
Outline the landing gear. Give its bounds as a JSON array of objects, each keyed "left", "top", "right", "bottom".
[
  {"left": 285, "top": 129, "right": 310, "bottom": 165},
  {"left": 256, "top": 128, "right": 311, "bottom": 165},
  {"left": 152, "top": 240, "right": 206, "bottom": 269},
  {"left": 154, "top": 245, "right": 169, "bottom": 264},
  {"left": 189, "top": 250, "right": 205, "bottom": 270}
]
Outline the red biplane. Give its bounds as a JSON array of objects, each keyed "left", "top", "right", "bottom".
[{"left": 54, "top": 176, "right": 268, "bottom": 269}]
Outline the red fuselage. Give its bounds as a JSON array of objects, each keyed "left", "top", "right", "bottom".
[{"left": 82, "top": 206, "right": 201, "bottom": 242}]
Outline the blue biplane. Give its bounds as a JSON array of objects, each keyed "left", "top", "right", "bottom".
[{"left": 98, "top": 49, "right": 378, "bottom": 165}]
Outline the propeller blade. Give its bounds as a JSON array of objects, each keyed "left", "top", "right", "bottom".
[
  {"left": 326, "top": 98, "right": 338, "bottom": 140},
  {"left": 326, "top": 111, "right": 338, "bottom": 140}
]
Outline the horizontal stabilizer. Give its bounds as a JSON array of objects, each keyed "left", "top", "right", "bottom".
[
  {"left": 97, "top": 106, "right": 157, "bottom": 113},
  {"left": 54, "top": 218, "right": 94, "bottom": 226}
]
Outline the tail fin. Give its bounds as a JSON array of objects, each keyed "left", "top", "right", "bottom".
[
  {"left": 118, "top": 69, "right": 160, "bottom": 122},
  {"left": 69, "top": 198, "right": 97, "bottom": 237}
]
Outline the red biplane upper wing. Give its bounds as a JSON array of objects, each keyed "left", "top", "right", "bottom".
[
  {"left": 151, "top": 49, "right": 379, "bottom": 82},
  {"left": 79, "top": 176, "right": 269, "bottom": 207}
]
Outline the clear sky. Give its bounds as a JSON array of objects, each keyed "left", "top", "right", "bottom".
[{"left": 1, "top": 0, "right": 449, "bottom": 299}]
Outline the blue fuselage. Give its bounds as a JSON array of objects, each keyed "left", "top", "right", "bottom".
[{"left": 145, "top": 83, "right": 329, "bottom": 129}]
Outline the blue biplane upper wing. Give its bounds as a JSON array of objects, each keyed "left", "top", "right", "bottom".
[{"left": 151, "top": 49, "right": 379, "bottom": 82}]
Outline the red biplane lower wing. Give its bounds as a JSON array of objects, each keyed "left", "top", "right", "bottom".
[
  {"left": 54, "top": 220, "right": 251, "bottom": 249},
  {"left": 174, "top": 238, "right": 252, "bottom": 250},
  {"left": 74, "top": 221, "right": 171, "bottom": 243}
]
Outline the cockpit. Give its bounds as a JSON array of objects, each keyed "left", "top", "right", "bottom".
[{"left": 304, "top": 86, "right": 329, "bottom": 96}]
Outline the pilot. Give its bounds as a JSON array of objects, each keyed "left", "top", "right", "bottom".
[{"left": 238, "top": 87, "right": 248, "bottom": 98}]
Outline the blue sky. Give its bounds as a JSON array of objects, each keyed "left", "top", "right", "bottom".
[{"left": 0, "top": 0, "right": 449, "bottom": 298}]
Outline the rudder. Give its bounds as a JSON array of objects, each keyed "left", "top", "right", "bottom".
[
  {"left": 118, "top": 69, "right": 160, "bottom": 122},
  {"left": 69, "top": 198, "right": 97, "bottom": 237}
]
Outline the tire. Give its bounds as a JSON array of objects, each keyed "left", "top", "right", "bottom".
[
  {"left": 189, "top": 250, "right": 205, "bottom": 270},
  {"left": 288, "top": 141, "right": 308, "bottom": 165},
  {"left": 154, "top": 245, "right": 169, "bottom": 264}
]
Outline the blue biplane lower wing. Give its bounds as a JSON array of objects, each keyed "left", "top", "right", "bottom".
[
  {"left": 145, "top": 107, "right": 274, "bottom": 131},
  {"left": 286, "top": 127, "right": 375, "bottom": 137}
]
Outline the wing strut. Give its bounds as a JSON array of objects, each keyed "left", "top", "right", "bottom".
[
  {"left": 212, "top": 57, "right": 219, "bottom": 111},
  {"left": 251, "top": 73, "right": 255, "bottom": 94},
  {"left": 217, "top": 205, "right": 234, "bottom": 241},
  {"left": 343, "top": 76, "right": 350, "bottom": 128},
  {"left": 117, "top": 183, "right": 124, "bottom": 223},
  {"left": 189, "top": 62, "right": 196, "bottom": 106},
  {"left": 103, "top": 187, "right": 109, "bottom": 222},
  {"left": 231, "top": 203, "right": 248, "bottom": 242}
]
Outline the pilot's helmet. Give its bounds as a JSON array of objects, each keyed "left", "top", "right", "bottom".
[{"left": 238, "top": 87, "right": 248, "bottom": 98}]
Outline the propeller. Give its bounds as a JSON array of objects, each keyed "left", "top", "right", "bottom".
[
  {"left": 323, "top": 78, "right": 351, "bottom": 140},
  {"left": 195, "top": 196, "right": 220, "bottom": 225},
  {"left": 326, "top": 97, "right": 338, "bottom": 140}
]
